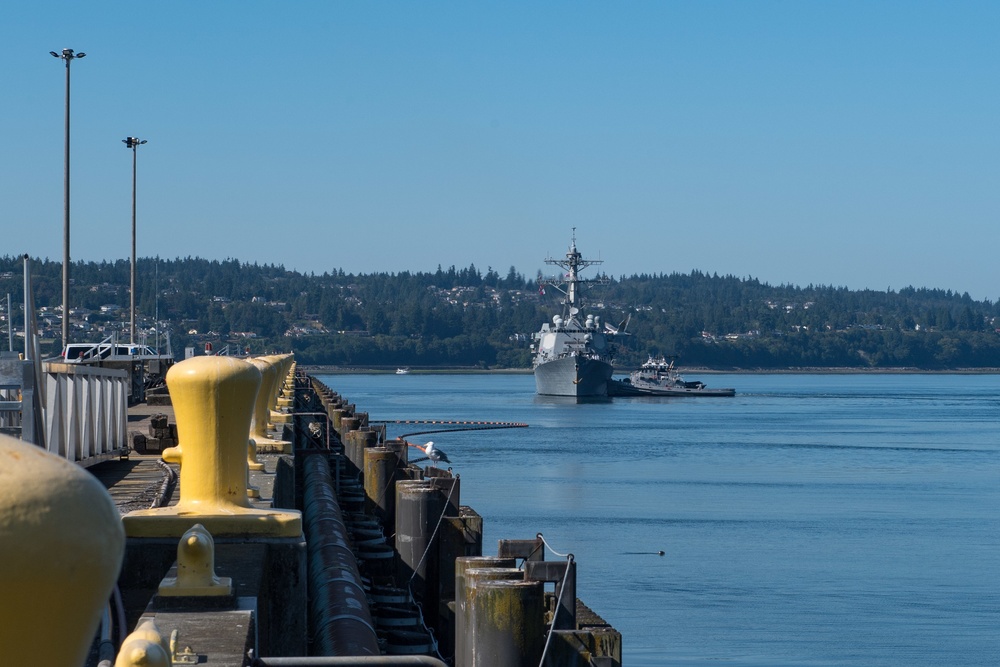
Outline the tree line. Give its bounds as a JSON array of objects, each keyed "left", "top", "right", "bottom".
[{"left": 2, "top": 256, "right": 1000, "bottom": 369}]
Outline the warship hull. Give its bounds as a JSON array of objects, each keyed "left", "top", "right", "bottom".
[{"left": 534, "top": 355, "right": 613, "bottom": 397}]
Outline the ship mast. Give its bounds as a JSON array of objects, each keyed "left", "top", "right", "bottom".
[{"left": 541, "top": 228, "right": 608, "bottom": 317}]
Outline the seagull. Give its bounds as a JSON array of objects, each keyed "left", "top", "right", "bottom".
[
  {"left": 424, "top": 441, "right": 451, "bottom": 464},
  {"left": 407, "top": 440, "right": 451, "bottom": 465}
]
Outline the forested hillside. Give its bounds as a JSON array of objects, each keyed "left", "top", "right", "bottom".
[{"left": 2, "top": 256, "right": 999, "bottom": 369}]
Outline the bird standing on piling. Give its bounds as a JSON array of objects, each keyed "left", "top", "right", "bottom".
[
  {"left": 407, "top": 440, "right": 451, "bottom": 465},
  {"left": 424, "top": 441, "right": 450, "bottom": 464}
]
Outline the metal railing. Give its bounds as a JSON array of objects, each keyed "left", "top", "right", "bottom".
[
  {"left": 43, "top": 361, "right": 128, "bottom": 466},
  {"left": 0, "top": 352, "right": 41, "bottom": 442}
]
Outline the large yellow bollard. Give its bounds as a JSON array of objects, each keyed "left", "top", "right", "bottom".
[
  {"left": 123, "top": 356, "right": 301, "bottom": 538},
  {"left": 248, "top": 356, "right": 291, "bottom": 453},
  {"left": 0, "top": 433, "right": 124, "bottom": 667}
]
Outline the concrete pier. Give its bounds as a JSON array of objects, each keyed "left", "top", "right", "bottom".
[{"left": 46, "top": 364, "right": 621, "bottom": 666}]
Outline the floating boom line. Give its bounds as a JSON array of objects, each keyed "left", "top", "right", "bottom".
[{"left": 370, "top": 419, "right": 528, "bottom": 441}]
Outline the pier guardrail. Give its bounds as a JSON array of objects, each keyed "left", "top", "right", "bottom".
[
  {"left": 43, "top": 361, "right": 128, "bottom": 466},
  {"left": 0, "top": 352, "right": 42, "bottom": 442}
]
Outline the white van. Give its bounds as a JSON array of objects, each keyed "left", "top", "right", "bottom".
[
  {"left": 61, "top": 343, "right": 158, "bottom": 363},
  {"left": 61, "top": 343, "right": 113, "bottom": 363}
]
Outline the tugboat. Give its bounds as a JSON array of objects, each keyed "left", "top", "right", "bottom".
[
  {"left": 532, "top": 231, "right": 625, "bottom": 397},
  {"left": 609, "top": 356, "right": 735, "bottom": 397}
]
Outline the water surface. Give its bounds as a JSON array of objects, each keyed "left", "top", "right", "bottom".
[{"left": 317, "top": 373, "right": 1000, "bottom": 666}]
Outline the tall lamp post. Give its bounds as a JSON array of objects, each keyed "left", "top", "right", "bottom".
[
  {"left": 50, "top": 48, "right": 86, "bottom": 348},
  {"left": 122, "top": 137, "right": 147, "bottom": 345}
]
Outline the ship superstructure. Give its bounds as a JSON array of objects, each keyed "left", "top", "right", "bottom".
[{"left": 532, "top": 231, "right": 622, "bottom": 397}]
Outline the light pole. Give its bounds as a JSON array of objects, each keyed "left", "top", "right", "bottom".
[
  {"left": 50, "top": 48, "right": 86, "bottom": 349},
  {"left": 122, "top": 137, "right": 147, "bottom": 344}
]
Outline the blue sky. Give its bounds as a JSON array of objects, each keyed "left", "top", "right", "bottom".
[{"left": 3, "top": 2, "right": 999, "bottom": 300}]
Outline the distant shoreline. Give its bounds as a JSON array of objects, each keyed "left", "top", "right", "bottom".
[{"left": 302, "top": 365, "right": 1000, "bottom": 375}]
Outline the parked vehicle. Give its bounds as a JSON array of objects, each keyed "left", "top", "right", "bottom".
[{"left": 61, "top": 342, "right": 160, "bottom": 364}]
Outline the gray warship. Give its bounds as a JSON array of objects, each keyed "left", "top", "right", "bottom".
[{"left": 532, "top": 232, "right": 624, "bottom": 397}]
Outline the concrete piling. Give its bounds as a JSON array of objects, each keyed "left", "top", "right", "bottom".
[
  {"left": 469, "top": 579, "right": 545, "bottom": 666},
  {"left": 365, "top": 446, "right": 401, "bottom": 526},
  {"left": 455, "top": 559, "right": 518, "bottom": 665},
  {"left": 341, "top": 416, "right": 360, "bottom": 438},
  {"left": 526, "top": 558, "right": 577, "bottom": 630},
  {"left": 395, "top": 480, "right": 448, "bottom": 611},
  {"left": 328, "top": 407, "right": 346, "bottom": 431},
  {"left": 346, "top": 428, "right": 378, "bottom": 479}
]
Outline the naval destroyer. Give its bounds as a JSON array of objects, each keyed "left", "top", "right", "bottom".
[{"left": 532, "top": 232, "right": 624, "bottom": 397}]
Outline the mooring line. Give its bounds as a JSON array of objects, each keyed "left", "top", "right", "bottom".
[
  {"left": 537, "top": 532, "right": 571, "bottom": 558},
  {"left": 538, "top": 551, "right": 575, "bottom": 667}
]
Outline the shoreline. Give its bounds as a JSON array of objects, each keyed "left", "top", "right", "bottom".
[{"left": 301, "top": 365, "right": 1000, "bottom": 375}]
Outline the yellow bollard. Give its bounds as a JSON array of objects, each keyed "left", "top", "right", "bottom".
[
  {"left": 247, "top": 463, "right": 261, "bottom": 499},
  {"left": 158, "top": 523, "right": 233, "bottom": 597},
  {"left": 278, "top": 358, "right": 296, "bottom": 404},
  {"left": 248, "top": 356, "right": 291, "bottom": 453},
  {"left": 264, "top": 354, "right": 294, "bottom": 425},
  {"left": 247, "top": 438, "right": 264, "bottom": 500},
  {"left": 280, "top": 361, "right": 296, "bottom": 398},
  {"left": 0, "top": 433, "right": 124, "bottom": 667},
  {"left": 247, "top": 438, "right": 266, "bottom": 472},
  {"left": 123, "top": 356, "right": 301, "bottom": 538},
  {"left": 114, "top": 618, "right": 172, "bottom": 667}
]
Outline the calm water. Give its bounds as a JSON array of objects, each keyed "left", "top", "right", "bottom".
[{"left": 316, "top": 373, "right": 1000, "bottom": 666}]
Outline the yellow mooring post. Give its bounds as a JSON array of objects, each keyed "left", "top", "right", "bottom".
[
  {"left": 114, "top": 618, "right": 171, "bottom": 667},
  {"left": 265, "top": 354, "right": 294, "bottom": 425},
  {"left": 280, "top": 359, "right": 296, "bottom": 401},
  {"left": 122, "top": 355, "right": 301, "bottom": 538},
  {"left": 277, "top": 357, "right": 294, "bottom": 407},
  {"left": 158, "top": 522, "right": 233, "bottom": 597},
  {"left": 247, "top": 438, "right": 267, "bottom": 472},
  {"left": 0, "top": 433, "right": 125, "bottom": 667},
  {"left": 248, "top": 356, "right": 292, "bottom": 453}
]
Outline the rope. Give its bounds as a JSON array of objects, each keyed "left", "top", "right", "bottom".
[
  {"left": 537, "top": 532, "right": 571, "bottom": 558},
  {"left": 538, "top": 553, "right": 575, "bottom": 667}
]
